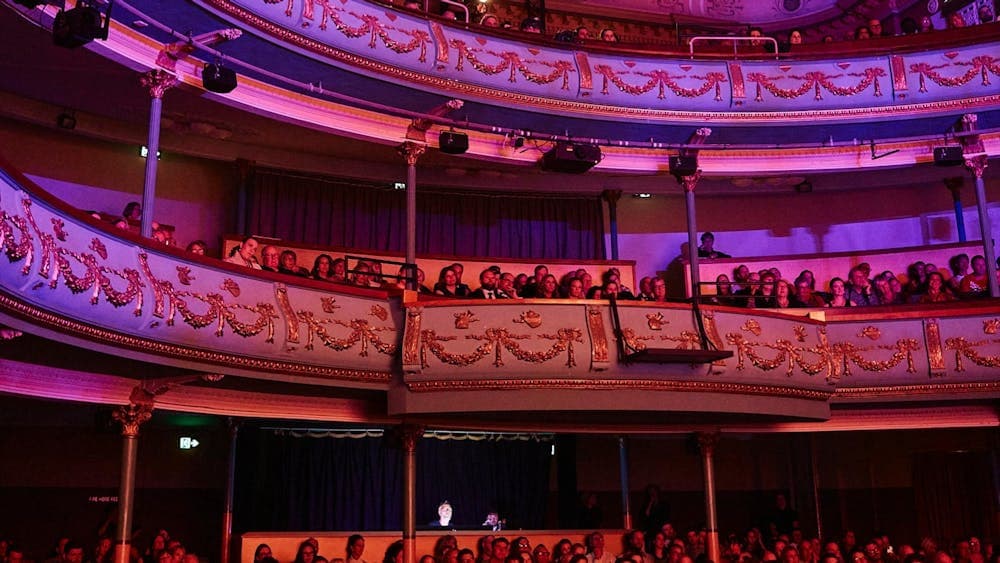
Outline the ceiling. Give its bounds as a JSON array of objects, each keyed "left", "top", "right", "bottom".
[{"left": 0, "top": 1, "right": 993, "bottom": 195}]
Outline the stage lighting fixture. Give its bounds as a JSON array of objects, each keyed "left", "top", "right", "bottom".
[
  {"left": 52, "top": 1, "right": 110, "bottom": 48},
  {"left": 933, "top": 146, "right": 963, "bottom": 166},
  {"left": 540, "top": 142, "right": 601, "bottom": 173},
  {"left": 668, "top": 155, "right": 698, "bottom": 176},
  {"left": 203, "top": 63, "right": 238, "bottom": 93},
  {"left": 439, "top": 130, "right": 469, "bottom": 154}
]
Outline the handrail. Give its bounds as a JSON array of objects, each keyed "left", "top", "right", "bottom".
[{"left": 688, "top": 35, "right": 779, "bottom": 58}]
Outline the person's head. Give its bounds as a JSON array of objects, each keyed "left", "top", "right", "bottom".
[
  {"left": 480, "top": 14, "right": 499, "bottom": 27},
  {"left": 513, "top": 538, "right": 530, "bottom": 555},
  {"left": 239, "top": 237, "right": 259, "bottom": 261},
  {"left": 735, "top": 264, "right": 750, "bottom": 281},
  {"left": 440, "top": 9, "right": 457, "bottom": 20},
  {"left": 760, "top": 273, "right": 776, "bottom": 295},
  {"left": 255, "top": 545, "right": 273, "bottom": 561},
  {"left": 776, "top": 279, "right": 793, "bottom": 299},
  {"left": 185, "top": 240, "right": 207, "bottom": 255},
  {"left": 123, "top": 201, "right": 142, "bottom": 220},
  {"left": 459, "top": 550, "right": 476, "bottom": 563},
  {"left": 498, "top": 272, "right": 516, "bottom": 294},
  {"left": 823, "top": 34, "right": 835, "bottom": 43},
  {"left": 576, "top": 26, "right": 590, "bottom": 40},
  {"left": 348, "top": 535, "right": 365, "bottom": 560},
  {"left": 972, "top": 255, "right": 987, "bottom": 275},
  {"left": 920, "top": 16, "right": 934, "bottom": 32},
  {"left": 441, "top": 267, "right": 458, "bottom": 286},
  {"left": 783, "top": 547, "right": 800, "bottom": 563},
  {"left": 403, "top": 0, "right": 420, "bottom": 8},
  {"left": 850, "top": 267, "right": 869, "bottom": 287},
  {"left": 493, "top": 538, "right": 510, "bottom": 561},
  {"left": 383, "top": 542, "right": 404, "bottom": 563},
  {"left": 603, "top": 280, "right": 619, "bottom": 297},
  {"left": 297, "top": 542, "right": 317, "bottom": 563},
  {"left": 252, "top": 245, "right": 275, "bottom": 270},
  {"left": 533, "top": 545, "right": 551, "bottom": 563},
  {"left": 789, "top": 29, "right": 803, "bottom": 44},
  {"left": 700, "top": 232, "right": 715, "bottom": 250},
  {"left": 748, "top": 26, "right": 763, "bottom": 45},
  {"left": 979, "top": 4, "right": 994, "bottom": 22},
  {"left": 716, "top": 274, "right": 731, "bottom": 295},
  {"left": 313, "top": 254, "right": 334, "bottom": 278},
  {"left": 541, "top": 274, "right": 558, "bottom": 297},
  {"left": 867, "top": 19, "right": 883, "bottom": 36},
  {"left": 653, "top": 277, "right": 668, "bottom": 299},
  {"left": 480, "top": 268, "right": 498, "bottom": 290},
  {"left": 520, "top": 17, "right": 541, "bottom": 33},
  {"left": 280, "top": 250, "right": 299, "bottom": 271},
  {"left": 600, "top": 28, "right": 618, "bottom": 42},
  {"left": 948, "top": 12, "right": 965, "bottom": 28},
  {"left": 438, "top": 501, "right": 454, "bottom": 524},
  {"left": 568, "top": 278, "right": 585, "bottom": 299},
  {"left": 628, "top": 531, "right": 645, "bottom": 552},
  {"left": 451, "top": 262, "right": 465, "bottom": 280},
  {"left": 854, "top": 25, "right": 871, "bottom": 40}
]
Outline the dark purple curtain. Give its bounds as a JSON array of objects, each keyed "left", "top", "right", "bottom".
[
  {"left": 243, "top": 168, "right": 606, "bottom": 259},
  {"left": 913, "top": 451, "right": 997, "bottom": 545},
  {"left": 232, "top": 429, "right": 552, "bottom": 532}
]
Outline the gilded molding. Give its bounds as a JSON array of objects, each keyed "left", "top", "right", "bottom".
[
  {"left": 199, "top": 0, "right": 1000, "bottom": 124},
  {"left": 924, "top": 318, "right": 946, "bottom": 376},
  {"left": 586, "top": 305, "right": 609, "bottom": 370},
  {"left": 836, "top": 380, "right": 1000, "bottom": 398},
  {"left": 701, "top": 311, "right": 728, "bottom": 367},
  {"left": 0, "top": 290, "right": 391, "bottom": 382},
  {"left": 407, "top": 377, "right": 834, "bottom": 400},
  {"left": 402, "top": 306, "right": 423, "bottom": 373},
  {"left": 113, "top": 403, "right": 153, "bottom": 438}
]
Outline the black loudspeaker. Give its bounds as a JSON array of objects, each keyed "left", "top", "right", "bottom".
[
  {"left": 52, "top": 5, "right": 104, "bottom": 48},
  {"left": 439, "top": 131, "right": 469, "bottom": 154},
  {"left": 669, "top": 155, "right": 698, "bottom": 176},
  {"left": 933, "top": 146, "right": 964, "bottom": 166},
  {"left": 541, "top": 142, "right": 602, "bottom": 173},
  {"left": 203, "top": 64, "right": 238, "bottom": 93}
]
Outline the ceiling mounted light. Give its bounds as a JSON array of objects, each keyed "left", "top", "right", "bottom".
[
  {"left": 439, "top": 130, "right": 469, "bottom": 154},
  {"left": 203, "top": 63, "right": 238, "bottom": 93},
  {"left": 53, "top": 1, "right": 111, "bottom": 48},
  {"left": 540, "top": 142, "right": 602, "bottom": 173}
]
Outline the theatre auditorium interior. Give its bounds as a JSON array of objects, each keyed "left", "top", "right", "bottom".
[{"left": 1, "top": 1, "right": 1000, "bottom": 563}]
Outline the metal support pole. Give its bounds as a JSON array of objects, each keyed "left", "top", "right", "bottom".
[
  {"left": 138, "top": 71, "right": 177, "bottom": 238},
  {"left": 945, "top": 178, "right": 968, "bottom": 242},
  {"left": 112, "top": 405, "right": 152, "bottom": 563},
  {"left": 603, "top": 190, "right": 622, "bottom": 260},
  {"left": 972, "top": 167, "right": 999, "bottom": 297},
  {"left": 401, "top": 425, "right": 422, "bottom": 563},
  {"left": 681, "top": 173, "right": 702, "bottom": 300},
  {"left": 698, "top": 432, "right": 720, "bottom": 563},
  {"left": 398, "top": 143, "right": 425, "bottom": 290},
  {"left": 221, "top": 421, "right": 239, "bottom": 563},
  {"left": 618, "top": 436, "right": 632, "bottom": 529}
]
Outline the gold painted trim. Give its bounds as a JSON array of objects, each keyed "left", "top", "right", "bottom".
[
  {"left": 0, "top": 290, "right": 391, "bottom": 383},
  {"left": 585, "top": 305, "right": 609, "bottom": 369},
  {"left": 836, "top": 381, "right": 1000, "bottom": 398},
  {"left": 407, "top": 377, "right": 833, "bottom": 399},
  {"left": 201, "top": 0, "right": 1000, "bottom": 124},
  {"left": 924, "top": 318, "right": 946, "bottom": 376}
]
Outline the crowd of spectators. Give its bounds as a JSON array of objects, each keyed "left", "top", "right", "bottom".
[
  {"left": 0, "top": 530, "right": 201, "bottom": 563},
  {"left": 709, "top": 251, "right": 994, "bottom": 308}
]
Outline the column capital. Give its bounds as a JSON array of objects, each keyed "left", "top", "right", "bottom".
[
  {"left": 601, "top": 189, "right": 623, "bottom": 205},
  {"left": 678, "top": 171, "right": 702, "bottom": 193},
  {"left": 399, "top": 423, "right": 425, "bottom": 452},
  {"left": 696, "top": 431, "right": 720, "bottom": 455},
  {"left": 964, "top": 154, "right": 988, "bottom": 179},
  {"left": 112, "top": 404, "right": 153, "bottom": 438},
  {"left": 397, "top": 142, "right": 427, "bottom": 167},
  {"left": 140, "top": 69, "right": 178, "bottom": 99}
]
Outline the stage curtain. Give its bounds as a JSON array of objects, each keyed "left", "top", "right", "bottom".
[
  {"left": 913, "top": 450, "right": 997, "bottom": 544},
  {"left": 243, "top": 168, "right": 606, "bottom": 260},
  {"left": 233, "top": 429, "right": 552, "bottom": 532}
]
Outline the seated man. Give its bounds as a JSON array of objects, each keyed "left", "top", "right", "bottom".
[
  {"left": 697, "top": 232, "right": 731, "bottom": 259},
  {"left": 259, "top": 245, "right": 280, "bottom": 272},
  {"left": 470, "top": 268, "right": 509, "bottom": 299}
]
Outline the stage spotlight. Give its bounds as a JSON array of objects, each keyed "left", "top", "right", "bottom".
[
  {"left": 540, "top": 142, "right": 601, "bottom": 173},
  {"left": 439, "top": 130, "right": 469, "bottom": 154},
  {"left": 56, "top": 111, "right": 76, "bottom": 130},
  {"left": 203, "top": 63, "right": 238, "bottom": 93},
  {"left": 53, "top": 1, "right": 110, "bottom": 48},
  {"left": 668, "top": 155, "right": 698, "bottom": 176},
  {"left": 933, "top": 146, "right": 963, "bottom": 166}
]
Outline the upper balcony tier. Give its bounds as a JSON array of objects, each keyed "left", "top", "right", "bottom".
[{"left": 4, "top": 0, "right": 998, "bottom": 175}]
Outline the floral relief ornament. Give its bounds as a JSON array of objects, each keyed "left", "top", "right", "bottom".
[{"left": 513, "top": 310, "right": 542, "bottom": 328}]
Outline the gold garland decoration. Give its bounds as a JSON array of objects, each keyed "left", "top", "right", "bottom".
[
  {"left": 594, "top": 65, "right": 727, "bottom": 100},
  {"left": 944, "top": 337, "right": 1000, "bottom": 371},
  {"left": 296, "top": 311, "right": 397, "bottom": 356},
  {"left": 0, "top": 209, "right": 35, "bottom": 274},
  {"left": 450, "top": 40, "right": 575, "bottom": 89},
  {"left": 747, "top": 68, "right": 884, "bottom": 101},
  {"left": 420, "top": 326, "right": 582, "bottom": 368},
  {"left": 909, "top": 55, "right": 999, "bottom": 92}
]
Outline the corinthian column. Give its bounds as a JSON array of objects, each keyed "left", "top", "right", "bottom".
[
  {"left": 139, "top": 69, "right": 177, "bottom": 238},
  {"left": 400, "top": 424, "right": 425, "bottom": 563},
  {"left": 111, "top": 404, "right": 153, "bottom": 563},
  {"left": 960, "top": 114, "right": 998, "bottom": 298},
  {"left": 397, "top": 142, "right": 426, "bottom": 290}
]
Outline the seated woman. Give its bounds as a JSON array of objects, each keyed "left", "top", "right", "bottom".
[
  {"left": 352, "top": 262, "right": 382, "bottom": 288},
  {"left": 874, "top": 272, "right": 904, "bottom": 305},
  {"left": 825, "top": 277, "right": 852, "bottom": 307},
  {"left": 650, "top": 277, "right": 669, "bottom": 302},
  {"left": 534, "top": 274, "right": 562, "bottom": 299},
  {"left": 278, "top": 250, "right": 310, "bottom": 277},
  {"left": 708, "top": 274, "right": 735, "bottom": 305},
  {"left": 773, "top": 279, "right": 803, "bottom": 309},
  {"left": 434, "top": 266, "right": 470, "bottom": 297},
  {"left": 566, "top": 277, "right": 587, "bottom": 299},
  {"left": 330, "top": 257, "right": 348, "bottom": 283},
  {"left": 919, "top": 271, "right": 958, "bottom": 303},
  {"left": 311, "top": 254, "right": 336, "bottom": 281}
]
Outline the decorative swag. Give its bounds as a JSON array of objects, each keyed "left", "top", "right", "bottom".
[{"left": 242, "top": 167, "right": 606, "bottom": 260}]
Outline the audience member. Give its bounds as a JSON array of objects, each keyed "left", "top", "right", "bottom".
[
  {"left": 698, "top": 232, "right": 731, "bottom": 259},
  {"left": 599, "top": 28, "right": 618, "bottom": 42},
  {"left": 279, "top": 250, "right": 310, "bottom": 277},
  {"left": 435, "top": 267, "right": 471, "bottom": 297},
  {"left": 185, "top": 240, "right": 207, "bottom": 255},
  {"left": 225, "top": 236, "right": 262, "bottom": 269},
  {"left": 959, "top": 255, "right": 989, "bottom": 297},
  {"left": 480, "top": 14, "right": 500, "bottom": 27},
  {"left": 470, "top": 268, "right": 509, "bottom": 299}
]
